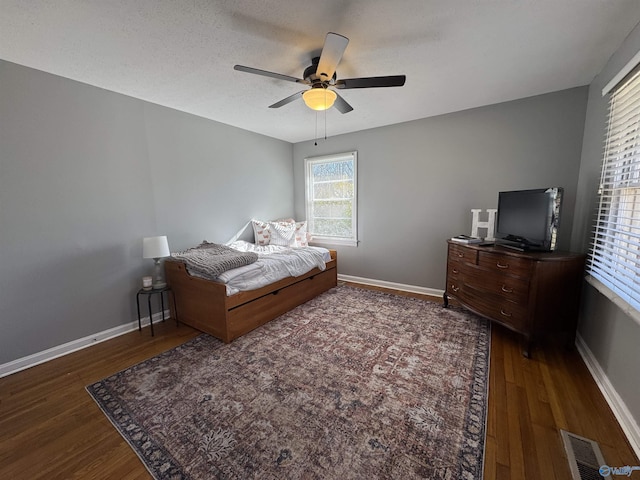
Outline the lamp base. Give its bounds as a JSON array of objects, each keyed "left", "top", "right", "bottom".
[{"left": 152, "top": 258, "right": 166, "bottom": 290}]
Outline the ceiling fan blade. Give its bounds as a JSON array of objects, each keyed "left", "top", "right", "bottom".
[
  {"left": 316, "top": 33, "right": 349, "bottom": 82},
  {"left": 335, "top": 75, "right": 406, "bottom": 89},
  {"left": 268, "top": 91, "right": 305, "bottom": 108},
  {"left": 333, "top": 92, "right": 353, "bottom": 114},
  {"left": 234, "top": 65, "right": 308, "bottom": 84}
]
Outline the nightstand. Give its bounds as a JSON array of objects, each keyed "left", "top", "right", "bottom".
[{"left": 136, "top": 286, "right": 178, "bottom": 336}]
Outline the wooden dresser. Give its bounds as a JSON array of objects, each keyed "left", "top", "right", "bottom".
[{"left": 444, "top": 241, "right": 585, "bottom": 357}]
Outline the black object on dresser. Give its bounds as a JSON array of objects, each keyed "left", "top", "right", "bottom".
[{"left": 444, "top": 241, "right": 585, "bottom": 357}]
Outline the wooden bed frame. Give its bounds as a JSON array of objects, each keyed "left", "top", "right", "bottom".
[{"left": 164, "top": 250, "right": 337, "bottom": 343}]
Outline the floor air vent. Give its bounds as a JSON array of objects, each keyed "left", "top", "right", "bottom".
[{"left": 560, "top": 429, "right": 611, "bottom": 480}]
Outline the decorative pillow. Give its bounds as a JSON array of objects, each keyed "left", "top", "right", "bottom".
[
  {"left": 269, "top": 220, "right": 297, "bottom": 246},
  {"left": 293, "top": 221, "right": 309, "bottom": 247},
  {"left": 252, "top": 218, "right": 309, "bottom": 247},
  {"left": 251, "top": 219, "right": 271, "bottom": 246}
]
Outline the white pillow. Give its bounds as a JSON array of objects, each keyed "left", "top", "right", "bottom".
[
  {"left": 273, "top": 219, "right": 309, "bottom": 247},
  {"left": 251, "top": 219, "right": 271, "bottom": 246},
  {"left": 252, "top": 218, "right": 309, "bottom": 247},
  {"left": 269, "top": 220, "right": 296, "bottom": 246},
  {"left": 293, "top": 221, "right": 309, "bottom": 247}
]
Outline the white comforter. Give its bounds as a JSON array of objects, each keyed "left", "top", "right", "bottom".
[{"left": 217, "top": 241, "right": 330, "bottom": 295}]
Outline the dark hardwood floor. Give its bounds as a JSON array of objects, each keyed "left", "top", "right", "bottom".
[{"left": 0, "top": 284, "right": 637, "bottom": 479}]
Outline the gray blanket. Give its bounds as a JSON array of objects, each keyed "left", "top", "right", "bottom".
[{"left": 171, "top": 241, "right": 258, "bottom": 279}]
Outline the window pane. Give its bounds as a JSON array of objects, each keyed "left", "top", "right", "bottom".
[
  {"left": 314, "top": 218, "right": 352, "bottom": 237},
  {"left": 312, "top": 199, "right": 352, "bottom": 218},
  {"left": 312, "top": 182, "right": 337, "bottom": 199},
  {"left": 312, "top": 161, "right": 353, "bottom": 181}
]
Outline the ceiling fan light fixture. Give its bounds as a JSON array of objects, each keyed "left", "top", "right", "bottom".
[{"left": 302, "top": 88, "right": 337, "bottom": 111}]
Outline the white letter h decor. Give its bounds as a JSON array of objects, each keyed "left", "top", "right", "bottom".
[{"left": 471, "top": 209, "right": 497, "bottom": 241}]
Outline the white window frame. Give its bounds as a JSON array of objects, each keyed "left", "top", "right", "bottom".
[
  {"left": 586, "top": 59, "right": 640, "bottom": 326},
  {"left": 304, "top": 151, "right": 358, "bottom": 247}
]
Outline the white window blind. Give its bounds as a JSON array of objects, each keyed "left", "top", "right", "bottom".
[{"left": 587, "top": 65, "right": 640, "bottom": 317}]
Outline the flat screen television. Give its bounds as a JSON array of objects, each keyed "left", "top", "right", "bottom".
[{"left": 495, "top": 187, "right": 563, "bottom": 251}]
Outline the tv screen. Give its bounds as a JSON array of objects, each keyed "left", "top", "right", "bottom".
[{"left": 495, "top": 187, "right": 563, "bottom": 251}]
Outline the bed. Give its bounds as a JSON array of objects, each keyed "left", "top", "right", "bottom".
[{"left": 164, "top": 240, "right": 337, "bottom": 343}]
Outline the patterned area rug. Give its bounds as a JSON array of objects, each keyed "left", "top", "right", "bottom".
[{"left": 87, "top": 285, "right": 490, "bottom": 479}]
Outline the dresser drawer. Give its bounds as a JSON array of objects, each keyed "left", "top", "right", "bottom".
[
  {"left": 446, "top": 261, "right": 468, "bottom": 280},
  {"left": 446, "top": 278, "right": 470, "bottom": 304},
  {"left": 484, "top": 299, "right": 527, "bottom": 331},
  {"left": 478, "top": 251, "right": 533, "bottom": 278},
  {"left": 462, "top": 265, "right": 530, "bottom": 304},
  {"left": 463, "top": 287, "right": 527, "bottom": 331},
  {"left": 448, "top": 243, "right": 478, "bottom": 265},
  {"left": 446, "top": 278, "right": 462, "bottom": 296}
]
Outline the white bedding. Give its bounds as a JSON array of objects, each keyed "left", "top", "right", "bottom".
[{"left": 216, "top": 240, "right": 331, "bottom": 295}]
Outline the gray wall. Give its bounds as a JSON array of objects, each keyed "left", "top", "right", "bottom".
[
  {"left": 571, "top": 22, "right": 640, "bottom": 426},
  {"left": 0, "top": 60, "right": 292, "bottom": 364},
  {"left": 293, "top": 88, "right": 588, "bottom": 289}
]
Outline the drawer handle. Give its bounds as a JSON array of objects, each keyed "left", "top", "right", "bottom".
[
  {"left": 501, "top": 285, "right": 513, "bottom": 293},
  {"left": 500, "top": 309, "right": 512, "bottom": 317},
  {"left": 452, "top": 268, "right": 459, "bottom": 274},
  {"left": 496, "top": 262, "right": 509, "bottom": 269},
  {"left": 451, "top": 285, "right": 459, "bottom": 292},
  {"left": 457, "top": 253, "right": 464, "bottom": 258}
]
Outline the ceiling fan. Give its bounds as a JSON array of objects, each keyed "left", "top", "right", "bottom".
[{"left": 234, "top": 32, "right": 406, "bottom": 113}]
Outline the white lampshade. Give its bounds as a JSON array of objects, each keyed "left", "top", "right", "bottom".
[
  {"left": 303, "top": 88, "right": 337, "bottom": 111},
  {"left": 143, "top": 236, "right": 170, "bottom": 259}
]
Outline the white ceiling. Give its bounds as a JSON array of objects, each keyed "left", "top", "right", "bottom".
[{"left": 2, "top": 1, "right": 640, "bottom": 143}]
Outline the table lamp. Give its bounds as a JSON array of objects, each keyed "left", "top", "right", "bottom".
[{"left": 143, "top": 236, "right": 170, "bottom": 289}]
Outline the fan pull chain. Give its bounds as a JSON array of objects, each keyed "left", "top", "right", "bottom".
[
  {"left": 314, "top": 111, "right": 318, "bottom": 146},
  {"left": 324, "top": 105, "right": 327, "bottom": 140},
  {"left": 313, "top": 89, "right": 330, "bottom": 146}
]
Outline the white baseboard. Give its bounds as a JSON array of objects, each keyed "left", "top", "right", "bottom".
[
  {"left": 575, "top": 333, "right": 640, "bottom": 461},
  {"left": 338, "top": 274, "right": 444, "bottom": 300},
  {"left": 0, "top": 310, "right": 169, "bottom": 379}
]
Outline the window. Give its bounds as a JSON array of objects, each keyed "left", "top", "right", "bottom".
[
  {"left": 305, "top": 151, "right": 357, "bottom": 246},
  {"left": 587, "top": 64, "right": 640, "bottom": 321}
]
